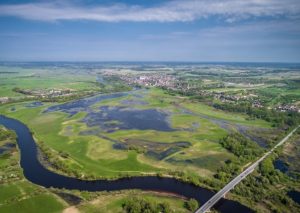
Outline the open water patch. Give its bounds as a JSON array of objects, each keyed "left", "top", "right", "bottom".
[
  {"left": 274, "top": 159, "right": 289, "bottom": 173},
  {"left": 235, "top": 125, "right": 269, "bottom": 148},
  {"left": 273, "top": 158, "right": 300, "bottom": 179},
  {"left": 180, "top": 107, "right": 269, "bottom": 148},
  {"left": 82, "top": 106, "right": 174, "bottom": 132},
  {"left": 121, "top": 99, "right": 148, "bottom": 106},
  {"left": 113, "top": 139, "right": 191, "bottom": 160},
  {"left": 196, "top": 113, "right": 268, "bottom": 148},
  {"left": 287, "top": 190, "right": 300, "bottom": 205},
  {"left": 44, "top": 93, "right": 127, "bottom": 116}
]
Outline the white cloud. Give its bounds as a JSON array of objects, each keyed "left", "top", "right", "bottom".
[
  {"left": 0, "top": 0, "right": 299, "bottom": 22},
  {"left": 139, "top": 19, "right": 300, "bottom": 42}
]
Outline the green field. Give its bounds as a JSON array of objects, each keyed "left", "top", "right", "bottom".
[
  {"left": 0, "top": 194, "right": 65, "bottom": 213},
  {"left": 0, "top": 127, "right": 67, "bottom": 213},
  {"left": 1, "top": 63, "right": 298, "bottom": 213},
  {"left": 78, "top": 191, "right": 190, "bottom": 213},
  {"left": 0, "top": 84, "right": 274, "bottom": 181},
  {"left": 0, "top": 66, "right": 99, "bottom": 99}
]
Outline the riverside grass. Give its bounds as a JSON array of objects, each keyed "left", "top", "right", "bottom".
[{"left": 0, "top": 87, "right": 273, "bottom": 179}]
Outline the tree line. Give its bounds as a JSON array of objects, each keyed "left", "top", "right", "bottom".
[{"left": 122, "top": 197, "right": 199, "bottom": 213}]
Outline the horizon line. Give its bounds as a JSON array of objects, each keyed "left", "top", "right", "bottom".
[{"left": 1, "top": 60, "right": 300, "bottom": 64}]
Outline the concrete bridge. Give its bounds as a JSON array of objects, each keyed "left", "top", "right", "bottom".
[{"left": 195, "top": 125, "right": 300, "bottom": 213}]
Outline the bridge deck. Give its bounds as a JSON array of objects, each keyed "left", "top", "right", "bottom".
[{"left": 195, "top": 125, "right": 300, "bottom": 213}]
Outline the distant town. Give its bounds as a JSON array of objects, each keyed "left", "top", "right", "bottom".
[{"left": 103, "top": 71, "right": 300, "bottom": 113}]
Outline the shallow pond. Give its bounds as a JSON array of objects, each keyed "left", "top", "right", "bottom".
[
  {"left": 44, "top": 92, "right": 127, "bottom": 116},
  {"left": 82, "top": 106, "right": 174, "bottom": 132},
  {"left": 121, "top": 99, "right": 148, "bottom": 106},
  {"left": 288, "top": 190, "right": 300, "bottom": 205},
  {"left": 274, "top": 159, "right": 289, "bottom": 173}
]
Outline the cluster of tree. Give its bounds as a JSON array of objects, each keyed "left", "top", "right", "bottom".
[
  {"left": 122, "top": 197, "right": 199, "bottom": 213},
  {"left": 122, "top": 197, "right": 171, "bottom": 213},
  {"left": 278, "top": 94, "right": 300, "bottom": 105},
  {"left": 233, "top": 171, "right": 286, "bottom": 203},
  {"left": 213, "top": 102, "right": 300, "bottom": 128},
  {"left": 214, "top": 160, "right": 241, "bottom": 183},
  {"left": 11, "top": 87, "right": 99, "bottom": 103},
  {"left": 12, "top": 87, "right": 31, "bottom": 95},
  {"left": 214, "top": 133, "right": 264, "bottom": 183},
  {"left": 231, "top": 155, "right": 298, "bottom": 212},
  {"left": 37, "top": 141, "right": 83, "bottom": 178},
  {"left": 220, "top": 133, "right": 263, "bottom": 160},
  {"left": 41, "top": 91, "right": 97, "bottom": 103},
  {"left": 184, "top": 198, "right": 199, "bottom": 212},
  {"left": 127, "top": 145, "right": 146, "bottom": 154},
  {"left": 255, "top": 87, "right": 300, "bottom": 105},
  {"left": 166, "top": 170, "right": 223, "bottom": 191},
  {"left": 163, "top": 76, "right": 299, "bottom": 129},
  {"left": 258, "top": 156, "right": 287, "bottom": 184},
  {"left": 100, "top": 76, "right": 132, "bottom": 93}
]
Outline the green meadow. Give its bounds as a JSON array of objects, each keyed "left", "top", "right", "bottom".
[
  {"left": 2, "top": 64, "right": 298, "bottom": 213},
  {"left": 0, "top": 193, "right": 66, "bottom": 213},
  {"left": 0, "top": 66, "right": 99, "bottom": 99},
  {"left": 78, "top": 190, "right": 189, "bottom": 213},
  {"left": 0, "top": 85, "right": 273, "bottom": 180},
  {"left": 0, "top": 127, "right": 67, "bottom": 213}
]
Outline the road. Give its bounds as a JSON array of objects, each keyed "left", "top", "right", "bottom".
[{"left": 195, "top": 125, "right": 300, "bottom": 213}]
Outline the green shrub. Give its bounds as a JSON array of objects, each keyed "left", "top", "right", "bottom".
[{"left": 184, "top": 198, "right": 199, "bottom": 212}]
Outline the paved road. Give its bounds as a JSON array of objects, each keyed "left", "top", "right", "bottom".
[{"left": 196, "top": 125, "right": 300, "bottom": 213}]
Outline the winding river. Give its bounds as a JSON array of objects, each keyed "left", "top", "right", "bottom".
[{"left": 0, "top": 115, "right": 253, "bottom": 213}]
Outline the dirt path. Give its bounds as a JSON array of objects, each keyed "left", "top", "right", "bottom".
[{"left": 62, "top": 206, "right": 80, "bottom": 213}]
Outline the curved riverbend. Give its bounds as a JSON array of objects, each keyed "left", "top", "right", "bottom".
[{"left": 0, "top": 115, "right": 253, "bottom": 213}]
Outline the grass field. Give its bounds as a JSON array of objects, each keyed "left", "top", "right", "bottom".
[
  {"left": 0, "top": 85, "right": 274, "bottom": 180},
  {"left": 0, "top": 65, "right": 100, "bottom": 99},
  {"left": 0, "top": 127, "right": 67, "bottom": 213},
  {"left": 0, "top": 121, "right": 193, "bottom": 213},
  {"left": 2, "top": 64, "right": 298, "bottom": 213},
  {"left": 0, "top": 193, "right": 66, "bottom": 213},
  {"left": 78, "top": 190, "right": 189, "bottom": 213}
]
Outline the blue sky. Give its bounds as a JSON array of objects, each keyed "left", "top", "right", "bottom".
[{"left": 0, "top": 0, "right": 300, "bottom": 62}]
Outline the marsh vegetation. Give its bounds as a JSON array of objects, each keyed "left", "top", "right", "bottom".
[{"left": 0, "top": 62, "right": 299, "bottom": 212}]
